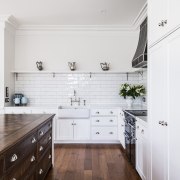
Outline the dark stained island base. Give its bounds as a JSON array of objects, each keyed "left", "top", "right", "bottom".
[{"left": 0, "top": 114, "right": 55, "bottom": 180}]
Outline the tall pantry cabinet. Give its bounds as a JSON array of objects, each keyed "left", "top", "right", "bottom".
[{"left": 149, "top": 0, "right": 180, "bottom": 180}]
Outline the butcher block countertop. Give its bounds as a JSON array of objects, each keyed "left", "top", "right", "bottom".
[{"left": 0, "top": 114, "right": 55, "bottom": 154}]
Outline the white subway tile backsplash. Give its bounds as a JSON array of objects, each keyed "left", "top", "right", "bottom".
[{"left": 14, "top": 72, "right": 146, "bottom": 107}]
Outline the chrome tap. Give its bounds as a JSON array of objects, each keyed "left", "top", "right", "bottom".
[
  {"left": 70, "top": 90, "right": 81, "bottom": 106},
  {"left": 70, "top": 97, "right": 80, "bottom": 106}
]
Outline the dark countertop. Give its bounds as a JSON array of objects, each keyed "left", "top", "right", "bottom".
[{"left": 0, "top": 114, "right": 55, "bottom": 154}]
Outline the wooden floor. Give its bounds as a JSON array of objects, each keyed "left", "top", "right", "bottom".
[{"left": 46, "top": 144, "right": 141, "bottom": 180}]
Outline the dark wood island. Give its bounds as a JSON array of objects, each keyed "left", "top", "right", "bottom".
[{"left": 0, "top": 114, "right": 55, "bottom": 180}]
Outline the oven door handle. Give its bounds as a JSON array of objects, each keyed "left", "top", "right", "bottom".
[
  {"left": 127, "top": 122, "right": 135, "bottom": 129},
  {"left": 124, "top": 132, "right": 130, "bottom": 139}
]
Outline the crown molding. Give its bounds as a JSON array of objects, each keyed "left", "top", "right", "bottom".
[
  {"left": 0, "top": 15, "right": 18, "bottom": 29},
  {"left": 131, "top": 2, "right": 147, "bottom": 30},
  {"left": 1, "top": 4, "right": 147, "bottom": 32},
  {"left": 16, "top": 24, "right": 134, "bottom": 32}
]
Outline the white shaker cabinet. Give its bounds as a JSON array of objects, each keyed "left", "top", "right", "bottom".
[
  {"left": 56, "top": 119, "right": 90, "bottom": 141},
  {"left": 56, "top": 119, "right": 74, "bottom": 140},
  {"left": 167, "top": 29, "right": 180, "bottom": 180},
  {"left": 136, "top": 120, "right": 148, "bottom": 180},
  {"left": 149, "top": 0, "right": 180, "bottom": 46},
  {"left": 149, "top": 40, "right": 168, "bottom": 180},
  {"left": 149, "top": 0, "right": 168, "bottom": 45},
  {"left": 149, "top": 28, "right": 180, "bottom": 180},
  {"left": 74, "top": 119, "right": 90, "bottom": 140}
]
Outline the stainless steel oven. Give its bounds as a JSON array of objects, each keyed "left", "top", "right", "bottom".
[{"left": 123, "top": 110, "right": 147, "bottom": 167}]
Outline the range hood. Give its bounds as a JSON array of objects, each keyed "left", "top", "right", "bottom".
[{"left": 132, "top": 18, "right": 147, "bottom": 68}]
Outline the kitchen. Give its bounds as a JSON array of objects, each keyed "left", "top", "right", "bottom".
[{"left": 0, "top": 0, "right": 179, "bottom": 180}]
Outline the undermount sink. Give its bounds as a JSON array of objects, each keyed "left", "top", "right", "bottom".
[{"left": 58, "top": 106, "right": 90, "bottom": 119}]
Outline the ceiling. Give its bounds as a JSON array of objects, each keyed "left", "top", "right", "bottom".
[{"left": 0, "top": 0, "right": 146, "bottom": 26}]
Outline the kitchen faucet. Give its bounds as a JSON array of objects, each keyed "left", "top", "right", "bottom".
[{"left": 71, "top": 90, "right": 80, "bottom": 106}]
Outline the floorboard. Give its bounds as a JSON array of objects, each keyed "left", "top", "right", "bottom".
[{"left": 46, "top": 144, "right": 141, "bottom": 180}]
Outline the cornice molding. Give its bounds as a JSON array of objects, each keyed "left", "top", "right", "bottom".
[
  {"left": 132, "top": 2, "right": 147, "bottom": 30},
  {"left": 0, "top": 15, "right": 18, "bottom": 29},
  {"left": 0, "top": 4, "right": 147, "bottom": 32},
  {"left": 16, "top": 25, "right": 134, "bottom": 32}
]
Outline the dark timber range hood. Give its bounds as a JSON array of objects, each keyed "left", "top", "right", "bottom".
[{"left": 132, "top": 18, "right": 147, "bottom": 68}]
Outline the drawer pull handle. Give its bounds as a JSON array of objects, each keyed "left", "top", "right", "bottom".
[
  {"left": 39, "top": 131, "right": 44, "bottom": 136},
  {"left": 31, "top": 137, "right": 36, "bottom": 144},
  {"left": 11, "top": 154, "right": 18, "bottom": 162},
  {"left": 109, "top": 132, "right": 114, "bottom": 134},
  {"left": 96, "top": 120, "right": 100, "bottom": 122},
  {"left": 96, "top": 132, "right": 100, "bottom": 134},
  {"left": 48, "top": 154, "right": 52, "bottom": 159},
  {"left": 49, "top": 136, "right": 52, "bottom": 140},
  {"left": 31, "top": 156, "right": 36, "bottom": 162},
  {"left": 39, "top": 146, "right": 44, "bottom": 152},
  {"left": 96, "top": 111, "right": 100, "bottom": 114},
  {"left": 39, "top": 169, "right": 43, "bottom": 175},
  {"left": 110, "top": 111, "right": 113, "bottom": 114},
  {"left": 110, "top": 120, "right": 113, "bottom": 122}
]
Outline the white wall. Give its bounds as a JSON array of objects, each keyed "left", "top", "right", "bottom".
[
  {"left": 4, "top": 23, "right": 15, "bottom": 106},
  {"left": 0, "top": 22, "right": 5, "bottom": 108},
  {"left": 0, "top": 22, "right": 15, "bottom": 107},
  {"left": 15, "top": 30, "right": 139, "bottom": 72}
]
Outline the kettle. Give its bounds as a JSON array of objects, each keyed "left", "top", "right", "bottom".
[
  {"left": 100, "top": 62, "right": 110, "bottom": 71},
  {"left": 68, "top": 62, "right": 76, "bottom": 71}
]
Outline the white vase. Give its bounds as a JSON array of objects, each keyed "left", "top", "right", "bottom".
[{"left": 126, "top": 97, "right": 134, "bottom": 107}]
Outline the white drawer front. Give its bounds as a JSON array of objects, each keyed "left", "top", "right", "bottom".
[
  {"left": 91, "top": 117, "right": 117, "bottom": 126},
  {"left": 92, "top": 127, "right": 118, "bottom": 140},
  {"left": 91, "top": 109, "right": 118, "bottom": 116}
]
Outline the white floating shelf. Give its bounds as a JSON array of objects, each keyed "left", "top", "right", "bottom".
[{"left": 11, "top": 70, "right": 139, "bottom": 74}]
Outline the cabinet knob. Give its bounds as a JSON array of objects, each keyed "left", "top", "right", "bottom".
[
  {"left": 49, "top": 123, "right": 52, "bottom": 128},
  {"left": 39, "top": 131, "right": 44, "bottom": 136},
  {"left": 121, "top": 124, "right": 124, "bottom": 127},
  {"left": 159, "top": 121, "right": 164, "bottom": 125},
  {"left": 141, "top": 129, "right": 144, "bottom": 134},
  {"left": 96, "top": 132, "right": 100, "bottom": 134},
  {"left": 12, "top": 178, "right": 16, "bottom": 180},
  {"left": 31, "top": 155, "right": 36, "bottom": 162},
  {"left": 158, "top": 20, "right": 168, "bottom": 27},
  {"left": 161, "top": 121, "right": 168, "bottom": 126},
  {"left": 110, "top": 111, "right": 113, "bottom": 114},
  {"left": 39, "top": 146, "right": 44, "bottom": 152},
  {"left": 110, "top": 120, "right": 113, "bottom": 122},
  {"left": 109, "top": 132, "right": 114, "bottom": 134},
  {"left": 39, "top": 169, "right": 43, "bottom": 175},
  {"left": 96, "top": 120, "right": 100, "bottom": 122},
  {"left": 31, "top": 137, "right": 36, "bottom": 144},
  {"left": 49, "top": 136, "right": 52, "bottom": 141},
  {"left": 48, "top": 154, "right": 52, "bottom": 159},
  {"left": 96, "top": 111, "right": 100, "bottom": 114},
  {"left": 11, "top": 154, "right": 18, "bottom": 162},
  {"left": 136, "top": 126, "right": 139, "bottom": 129}
]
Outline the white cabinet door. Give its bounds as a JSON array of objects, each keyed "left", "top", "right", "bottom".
[
  {"left": 167, "top": 29, "right": 180, "bottom": 180},
  {"left": 168, "top": 0, "right": 180, "bottom": 34},
  {"left": 119, "top": 111, "right": 125, "bottom": 149},
  {"left": 136, "top": 122, "right": 148, "bottom": 180},
  {"left": 149, "top": 41, "right": 168, "bottom": 180},
  {"left": 149, "top": 0, "right": 168, "bottom": 45},
  {"left": 74, "top": 119, "right": 90, "bottom": 140},
  {"left": 56, "top": 120, "right": 74, "bottom": 140}
]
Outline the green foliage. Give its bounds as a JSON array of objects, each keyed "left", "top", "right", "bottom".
[{"left": 119, "top": 83, "right": 145, "bottom": 99}]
